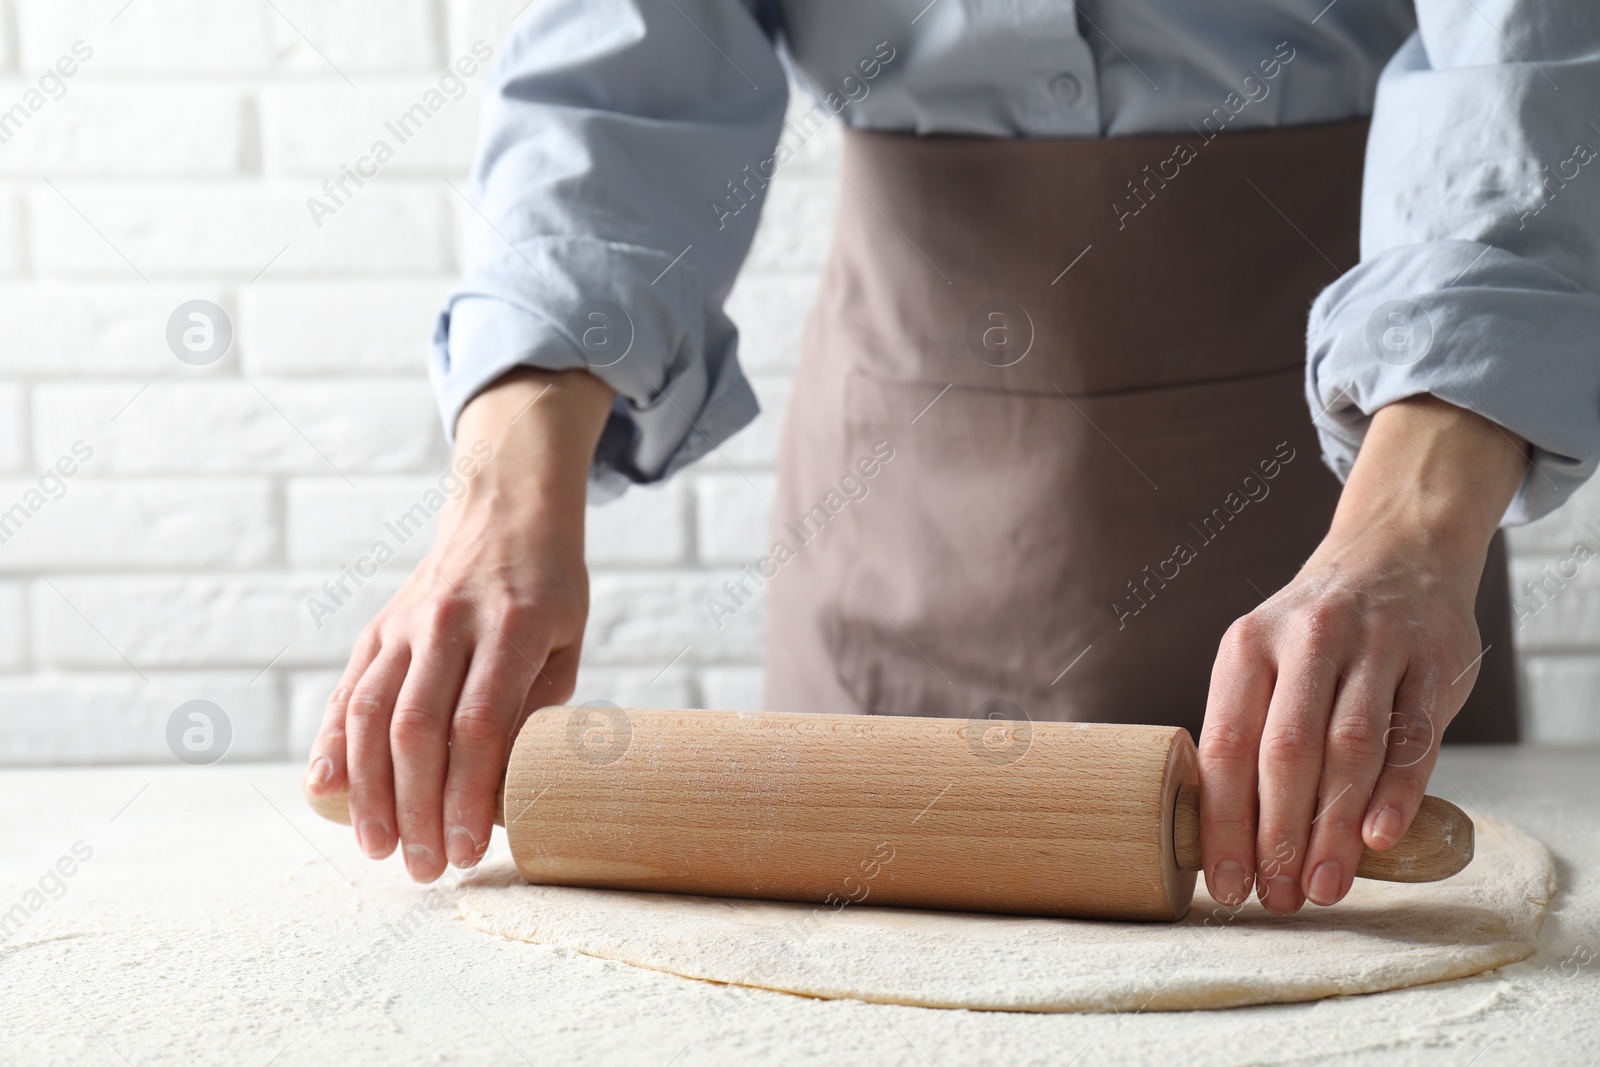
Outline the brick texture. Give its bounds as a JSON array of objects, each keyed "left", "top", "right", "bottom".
[
  {"left": 0, "top": 385, "right": 25, "bottom": 472},
  {"left": 0, "top": 85, "right": 246, "bottom": 176},
  {"left": 0, "top": 2, "right": 1586, "bottom": 767}
]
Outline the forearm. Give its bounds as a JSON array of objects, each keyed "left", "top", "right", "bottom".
[
  {"left": 445, "top": 367, "right": 616, "bottom": 541},
  {"left": 1321, "top": 395, "right": 1529, "bottom": 581}
]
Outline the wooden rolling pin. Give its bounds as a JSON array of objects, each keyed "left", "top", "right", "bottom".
[{"left": 306, "top": 707, "right": 1473, "bottom": 922}]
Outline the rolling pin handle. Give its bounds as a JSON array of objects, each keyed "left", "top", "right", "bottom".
[
  {"left": 1172, "top": 784, "right": 1474, "bottom": 883},
  {"left": 302, "top": 778, "right": 507, "bottom": 828}
]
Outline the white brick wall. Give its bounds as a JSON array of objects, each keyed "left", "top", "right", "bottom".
[
  {"left": 1506, "top": 472, "right": 1600, "bottom": 741},
  {"left": 0, "top": 2, "right": 1587, "bottom": 765},
  {"left": 0, "top": 0, "right": 829, "bottom": 764}
]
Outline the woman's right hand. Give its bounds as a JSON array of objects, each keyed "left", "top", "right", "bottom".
[{"left": 303, "top": 367, "right": 616, "bottom": 882}]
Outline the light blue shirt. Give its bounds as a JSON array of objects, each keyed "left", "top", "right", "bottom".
[{"left": 430, "top": 0, "right": 1600, "bottom": 522}]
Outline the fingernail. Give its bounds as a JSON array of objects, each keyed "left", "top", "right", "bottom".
[
  {"left": 404, "top": 844, "right": 436, "bottom": 877},
  {"left": 306, "top": 757, "right": 332, "bottom": 789},
  {"left": 446, "top": 826, "right": 482, "bottom": 869},
  {"left": 1263, "top": 875, "right": 1299, "bottom": 912},
  {"left": 1371, "top": 806, "right": 1404, "bottom": 848},
  {"left": 356, "top": 818, "right": 387, "bottom": 857},
  {"left": 1213, "top": 860, "right": 1249, "bottom": 907},
  {"left": 1307, "top": 861, "right": 1342, "bottom": 906}
]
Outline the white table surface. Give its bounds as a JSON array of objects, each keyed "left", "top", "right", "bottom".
[{"left": 0, "top": 746, "right": 1596, "bottom": 1067}]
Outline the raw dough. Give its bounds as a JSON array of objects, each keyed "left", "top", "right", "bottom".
[{"left": 456, "top": 815, "right": 1554, "bottom": 1013}]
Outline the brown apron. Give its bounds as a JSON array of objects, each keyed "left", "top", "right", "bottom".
[{"left": 762, "top": 118, "right": 1518, "bottom": 744}]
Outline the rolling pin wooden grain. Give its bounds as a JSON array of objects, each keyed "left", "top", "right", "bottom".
[{"left": 305, "top": 707, "right": 1474, "bottom": 921}]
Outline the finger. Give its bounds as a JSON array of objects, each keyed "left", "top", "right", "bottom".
[
  {"left": 1254, "top": 651, "right": 1341, "bottom": 915},
  {"left": 307, "top": 627, "right": 382, "bottom": 796},
  {"left": 442, "top": 644, "right": 543, "bottom": 869},
  {"left": 530, "top": 641, "right": 581, "bottom": 712},
  {"left": 1302, "top": 662, "right": 1396, "bottom": 906},
  {"left": 1363, "top": 660, "right": 1450, "bottom": 852},
  {"left": 345, "top": 644, "right": 411, "bottom": 859},
  {"left": 1198, "top": 616, "right": 1275, "bottom": 909},
  {"left": 390, "top": 634, "right": 471, "bottom": 883}
]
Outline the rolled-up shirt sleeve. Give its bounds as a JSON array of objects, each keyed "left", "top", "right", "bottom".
[
  {"left": 429, "top": 0, "right": 787, "bottom": 499},
  {"left": 1305, "top": 6, "right": 1600, "bottom": 524}
]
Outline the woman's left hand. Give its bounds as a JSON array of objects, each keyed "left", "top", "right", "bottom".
[{"left": 1198, "top": 395, "right": 1529, "bottom": 914}]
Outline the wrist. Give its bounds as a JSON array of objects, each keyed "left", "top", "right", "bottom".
[
  {"left": 445, "top": 367, "right": 615, "bottom": 534},
  {"left": 1324, "top": 395, "right": 1527, "bottom": 573}
]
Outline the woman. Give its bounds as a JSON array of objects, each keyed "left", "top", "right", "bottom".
[{"left": 304, "top": 1, "right": 1600, "bottom": 917}]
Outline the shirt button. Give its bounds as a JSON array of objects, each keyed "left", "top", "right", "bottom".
[{"left": 1050, "top": 72, "right": 1084, "bottom": 105}]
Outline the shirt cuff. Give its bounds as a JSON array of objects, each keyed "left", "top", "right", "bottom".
[
  {"left": 1305, "top": 240, "right": 1600, "bottom": 525},
  {"left": 428, "top": 235, "right": 760, "bottom": 503}
]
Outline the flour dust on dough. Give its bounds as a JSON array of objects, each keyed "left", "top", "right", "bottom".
[{"left": 455, "top": 816, "right": 1554, "bottom": 1013}]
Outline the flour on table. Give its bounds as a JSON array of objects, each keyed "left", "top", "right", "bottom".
[{"left": 455, "top": 815, "right": 1554, "bottom": 1013}]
